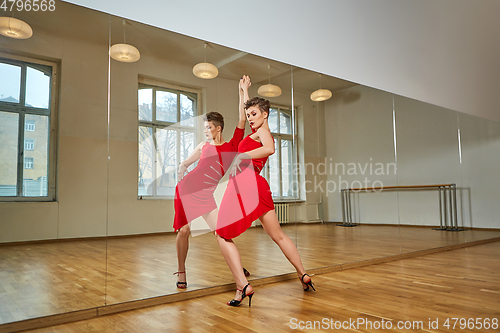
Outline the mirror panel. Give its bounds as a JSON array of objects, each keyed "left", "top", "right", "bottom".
[
  {"left": 106, "top": 14, "right": 297, "bottom": 305},
  {"left": 457, "top": 113, "right": 500, "bottom": 241},
  {"left": 291, "top": 70, "right": 401, "bottom": 269},
  {"left": 0, "top": 2, "right": 109, "bottom": 324},
  {"left": 394, "top": 96, "right": 465, "bottom": 252}
]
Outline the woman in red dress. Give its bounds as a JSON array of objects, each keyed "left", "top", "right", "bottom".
[
  {"left": 216, "top": 78, "right": 315, "bottom": 306},
  {"left": 173, "top": 79, "right": 248, "bottom": 288}
]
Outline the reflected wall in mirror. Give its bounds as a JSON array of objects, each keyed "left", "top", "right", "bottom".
[
  {"left": 0, "top": 2, "right": 108, "bottom": 325},
  {"left": 106, "top": 14, "right": 297, "bottom": 305},
  {"left": 292, "top": 67, "right": 500, "bottom": 270},
  {"left": 457, "top": 113, "right": 500, "bottom": 239},
  {"left": 291, "top": 72, "right": 402, "bottom": 268},
  {"left": 393, "top": 96, "right": 500, "bottom": 251},
  {"left": 394, "top": 97, "right": 465, "bottom": 252}
]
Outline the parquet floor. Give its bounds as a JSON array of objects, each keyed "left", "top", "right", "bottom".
[
  {"left": 1, "top": 224, "right": 499, "bottom": 329},
  {"left": 25, "top": 240, "right": 500, "bottom": 332}
]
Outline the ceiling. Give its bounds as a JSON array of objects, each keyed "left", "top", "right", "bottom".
[{"left": 8, "top": 1, "right": 357, "bottom": 95}]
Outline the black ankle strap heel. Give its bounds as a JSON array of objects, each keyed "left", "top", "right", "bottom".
[
  {"left": 227, "top": 283, "right": 254, "bottom": 307},
  {"left": 301, "top": 273, "right": 316, "bottom": 291}
]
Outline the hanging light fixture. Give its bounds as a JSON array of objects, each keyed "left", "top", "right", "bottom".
[
  {"left": 258, "top": 65, "right": 281, "bottom": 97},
  {"left": 193, "top": 43, "right": 218, "bottom": 79},
  {"left": 109, "top": 19, "right": 140, "bottom": 63},
  {"left": 310, "top": 74, "right": 332, "bottom": 101},
  {"left": 0, "top": 17, "right": 33, "bottom": 39}
]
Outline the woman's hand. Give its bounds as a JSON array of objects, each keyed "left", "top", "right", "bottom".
[
  {"left": 240, "top": 75, "right": 251, "bottom": 91},
  {"left": 178, "top": 162, "right": 187, "bottom": 180},
  {"left": 230, "top": 156, "right": 242, "bottom": 177},
  {"left": 239, "top": 78, "right": 244, "bottom": 93},
  {"left": 230, "top": 153, "right": 251, "bottom": 177}
]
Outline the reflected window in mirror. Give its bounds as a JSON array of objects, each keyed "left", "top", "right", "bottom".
[
  {"left": 264, "top": 106, "right": 298, "bottom": 200},
  {"left": 138, "top": 83, "right": 198, "bottom": 198},
  {"left": 0, "top": 56, "right": 55, "bottom": 200}
]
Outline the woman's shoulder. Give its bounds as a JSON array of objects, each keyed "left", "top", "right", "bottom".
[
  {"left": 256, "top": 127, "right": 272, "bottom": 137},
  {"left": 198, "top": 141, "right": 209, "bottom": 149}
]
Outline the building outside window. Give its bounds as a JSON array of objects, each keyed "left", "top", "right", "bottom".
[
  {"left": 24, "top": 157, "right": 34, "bottom": 169},
  {"left": 24, "top": 139, "right": 35, "bottom": 151}
]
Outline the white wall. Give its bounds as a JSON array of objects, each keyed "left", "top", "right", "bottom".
[{"left": 64, "top": 0, "right": 500, "bottom": 123}]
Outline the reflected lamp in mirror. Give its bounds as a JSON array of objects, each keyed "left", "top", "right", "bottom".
[
  {"left": 0, "top": 17, "right": 33, "bottom": 39},
  {"left": 258, "top": 83, "right": 282, "bottom": 97},
  {"left": 109, "top": 43, "right": 141, "bottom": 62},
  {"left": 193, "top": 42, "right": 218, "bottom": 79},
  {"left": 310, "top": 88, "right": 332, "bottom": 102},
  {"left": 258, "top": 64, "right": 282, "bottom": 97},
  {"left": 193, "top": 62, "right": 218, "bottom": 79}
]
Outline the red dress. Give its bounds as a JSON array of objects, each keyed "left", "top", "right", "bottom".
[
  {"left": 173, "top": 127, "right": 244, "bottom": 231},
  {"left": 216, "top": 134, "right": 275, "bottom": 239}
]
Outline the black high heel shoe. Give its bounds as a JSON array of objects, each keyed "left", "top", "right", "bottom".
[
  {"left": 173, "top": 271, "right": 187, "bottom": 289},
  {"left": 227, "top": 283, "right": 254, "bottom": 307},
  {"left": 300, "top": 273, "right": 315, "bottom": 291},
  {"left": 243, "top": 267, "right": 250, "bottom": 277}
]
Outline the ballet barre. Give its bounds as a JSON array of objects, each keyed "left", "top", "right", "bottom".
[{"left": 340, "top": 184, "right": 464, "bottom": 231}]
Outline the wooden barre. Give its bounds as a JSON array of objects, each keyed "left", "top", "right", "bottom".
[{"left": 344, "top": 184, "right": 454, "bottom": 191}]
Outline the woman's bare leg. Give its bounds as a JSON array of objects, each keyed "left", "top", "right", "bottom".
[
  {"left": 216, "top": 235, "right": 253, "bottom": 300},
  {"left": 259, "top": 210, "right": 309, "bottom": 282},
  {"left": 202, "top": 208, "right": 218, "bottom": 232},
  {"left": 175, "top": 208, "right": 220, "bottom": 286},
  {"left": 175, "top": 224, "right": 191, "bottom": 284}
]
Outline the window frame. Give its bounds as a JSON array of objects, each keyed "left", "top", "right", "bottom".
[
  {"left": 0, "top": 53, "right": 58, "bottom": 202},
  {"left": 263, "top": 104, "right": 299, "bottom": 201},
  {"left": 137, "top": 77, "right": 200, "bottom": 199}
]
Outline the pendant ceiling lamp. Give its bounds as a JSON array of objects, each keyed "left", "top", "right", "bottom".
[
  {"left": 0, "top": 17, "right": 33, "bottom": 39},
  {"left": 109, "top": 19, "right": 140, "bottom": 63},
  {"left": 193, "top": 43, "right": 218, "bottom": 79},
  {"left": 258, "top": 65, "right": 281, "bottom": 97},
  {"left": 310, "top": 74, "right": 332, "bottom": 102}
]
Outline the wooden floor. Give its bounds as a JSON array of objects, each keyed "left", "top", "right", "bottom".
[
  {"left": 1, "top": 224, "right": 500, "bottom": 328},
  {"left": 24, "top": 241, "right": 500, "bottom": 332}
]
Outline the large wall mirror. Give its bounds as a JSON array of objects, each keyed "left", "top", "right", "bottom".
[
  {"left": 1, "top": 1, "right": 499, "bottom": 330},
  {"left": 106, "top": 14, "right": 298, "bottom": 305},
  {"left": 0, "top": 1, "right": 109, "bottom": 325}
]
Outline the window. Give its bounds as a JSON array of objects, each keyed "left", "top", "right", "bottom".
[
  {"left": 138, "top": 82, "right": 198, "bottom": 197},
  {"left": 0, "top": 56, "right": 57, "bottom": 200},
  {"left": 263, "top": 106, "right": 298, "bottom": 200},
  {"left": 24, "top": 157, "right": 34, "bottom": 169},
  {"left": 25, "top": 139, "right": 35, "bottom": 151},
  {"left": 25, "top": 120, "right": 35, "bottom": 131}
]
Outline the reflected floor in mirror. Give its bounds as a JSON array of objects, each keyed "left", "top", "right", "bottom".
[
  {"left": 2, "top": 224, "right": 500, "bottom": 325},
  {"left": 0, "top": 240, "right": 106, "bottom": 324}
]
